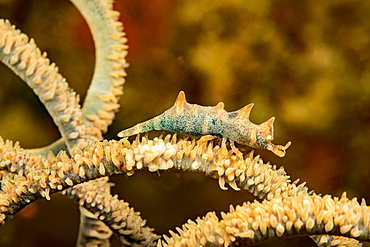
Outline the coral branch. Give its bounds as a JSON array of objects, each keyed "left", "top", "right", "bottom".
[
  {"left": 76, "top": 207, "right": 112, "bottom": 247},
  {"left": 2, "top": 132, "right": 354, "bottom": 246},
  {"left": 68, "top": 0, "right": 129, "bottom": 242},
  {"left": 0, "top": 134, "right": 306, "bottom": 227},
  {"left": 0, "top": 19, "right": 101, "bottom": 150},
  {"left": 159, "top": 193, "right": 370, "bottom": 246},
  {"left": 311, "top": 235, "right": 363, "bottom": 247},
  {"left": 71, "top": 0, "right": 128, "bottom": 132},
  {"left": 63, "top": 177, "right": 159, "bottom": 246}
]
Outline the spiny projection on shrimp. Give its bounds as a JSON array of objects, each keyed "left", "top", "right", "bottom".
[{"left": 118, "top": 91, "right": 291, "bottom": 157}]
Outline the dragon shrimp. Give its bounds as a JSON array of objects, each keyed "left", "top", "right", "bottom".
[{"left": 118, "top": 91, "right": 291, "bottom": 157}]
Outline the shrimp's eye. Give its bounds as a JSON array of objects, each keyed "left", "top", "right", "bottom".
[{"left": 266, "top": 135, "right": 273, "bottom": 142}]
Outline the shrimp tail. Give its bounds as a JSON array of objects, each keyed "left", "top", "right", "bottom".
[{"left": 117, "top": 119, "right": 156, "bottom": 138}]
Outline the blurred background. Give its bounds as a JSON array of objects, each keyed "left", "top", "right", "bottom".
[{"left": 1, "top": 0, "right": 370, "bottom": 246}]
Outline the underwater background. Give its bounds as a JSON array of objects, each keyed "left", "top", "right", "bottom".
[{"left": 0, "top": 0, "right": 370, "bottom": 246}]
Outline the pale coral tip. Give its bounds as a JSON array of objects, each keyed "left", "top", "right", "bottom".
[{"left": 285, "top": 141, "right": 292, "bottom": 149}]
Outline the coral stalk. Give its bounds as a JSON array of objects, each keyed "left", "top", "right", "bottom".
[
  {"left": 159, "top": 193, "right": 370, "bottom": 246},
  {"left": 0, "top": 19, "right": 100, "bottom": 150},
  {"left": 70, "top": 0, "right": 128, "bottom": 133}
]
